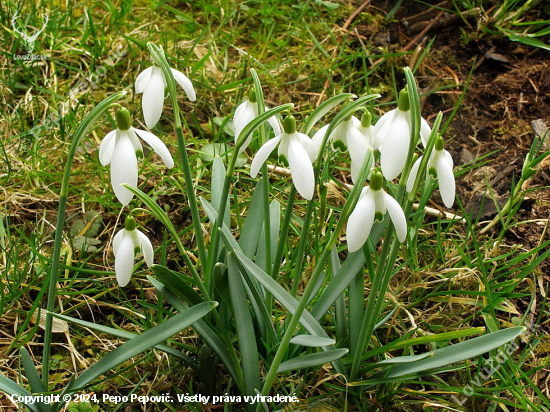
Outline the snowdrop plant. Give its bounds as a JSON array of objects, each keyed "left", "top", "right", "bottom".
[
  {"left": 13, "top": 41, "right": 534, "bottom": 412},
  {"left": 113, "top": 216, "right": 154, "bottom": 287},
  {"left": 312, "top": 114, "right": 373, "bottom": 183},
  {"left": 233, "top": 89, "right": 282, "bottom": 153},
  {"left": 251, "top": 114, "right": 316, "bottom": 200},
  {"left": 376, "top": 87, "right": 432, "bottom": 180},
  {"left": 99, "top": 107, "right": 174, "bottom": 205},
  {"left": 135, "top": 56, "right": 196, "bottom": 128},
  {"left": 406, "top": 134, "right": 456, "bottom": 208},
  {"left": 346, "top": 170, "right": 407, "bottom": 252}
]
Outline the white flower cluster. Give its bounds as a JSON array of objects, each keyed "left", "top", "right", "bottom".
[
  {"left": 236, "top": 86, "right": 456, "bottom": 253},
  {"left": 97, "top": 51, "right": 196, "bottom": 286}
]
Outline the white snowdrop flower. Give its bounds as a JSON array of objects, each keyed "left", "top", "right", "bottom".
[
  {"left": 251, "top": 114, "right": 316, "bottom": 200},
  {"left": 406, "top": 135, "right": 456, "bottom": 208},
  {"left": 112, "top": 216, "right": 154, "bottom": 287},
  {"left": 233, "top": 89, "right": 282, "bottom": 153},
  {"left": 135, "top": 65, "right": 196, "bottom": 129},
  {"left": 311, "top": 115, "right": 373, "bottom": 183},
  {"left": 347, "top": 170, "right": 407, "bottom": 252},
  {"left": 99, "top": 108, "right": 174, "bottom": 206},
  {"left": 375, "top": 88, "right": 432, "bottom": 180}
]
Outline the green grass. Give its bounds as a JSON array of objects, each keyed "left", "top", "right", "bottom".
[{"left": 1, "top": 0, "right": 549, "bottom": 411}]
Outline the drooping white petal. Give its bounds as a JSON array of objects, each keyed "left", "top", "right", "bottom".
[
  {"left": 287, "top": 137, "right": 315, "bottom": 200},
  {"left": 115, "top": 233, "right": 135, "bottom": 287},
  {"left": 346, "top": 190, "right": 375, "bottom": 253},
  {"left": 406, "top": 156, "right": 423, "bottom": 193},
  {"left": 267, "top": 111, "right": 282, "bottom": 136},
  {"left": 234, "top": 100, "right": 249, "bottom": 119},
  {"left": 137, "top": 230, "right": 154, "bottom": 267},
  {"left": 295, "top": 132, "right": 317, "bottom": 162},
  {"left": 420, "top": 117, "right": 432, "bottom": 148},
  {"left": 436, "top": 151, "right": 456, "bottom": 208},
  {"left": 170, "top": 68, "right": 196, "bottom": 101},
  {"left": 126, "top": 128, "right": 143, "bottom": 154},
  {"left": 383, "top": 192, "right": 407, "bottom": 242},
  {"left": 311, "top": 124, "right": 329, "bottom": 160},
  {"left": 110, "top": 134, "right": 138, "bottom": 206},
  {"left": 373, "top": 109, "right": 395, "bottom": 149},
  {"left": 112, "top": 228, "right": 126, "bottom": 255},
  {"left": 380, "top": 110, "right": 410, "bottom": 180},
  {"left": 445, "top": 150, "right": 454, "bottom": 170},
  {"left": 135, "top": 66, "right": 153, "bottom": 94},
  {"left": 99, "top": 129, "right": 117, "bottom": 166},
  {"left": 142, "top": 67, "right": 165, "bottom": 129},
  {"left": 250, "top": 135, "right": 282, "bottom": 177},
  {"left": 133, "top": 128, "right": 174, "bottom": 168},
  {"left": 347, "top": 126, "right": 371, "bottom": 183},
  {"left": 234, "top": 102, "right": 256, "bottom": 151}
]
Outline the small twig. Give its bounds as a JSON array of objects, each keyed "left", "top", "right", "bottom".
[{"left": 315, "top": 0, "right": 372, "bottom": 107}]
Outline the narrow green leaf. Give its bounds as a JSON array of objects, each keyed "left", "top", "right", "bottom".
[
  {"left": 303, "top": 93, "right": 356, "bottom": 135},
  {"left": 52, "top": 311, "right": 197, "bottom": 368},
  {"left": 0, "top": 374, "right": 40, "bottom": 412},
  {"left": 19, "top": 348, "right": 49, "bottom": 412},
  {"left": 277, "top": 349, "right": 348, "bottom": 373},
  {"left": 368, "top": 327, "right": 525, "bottom": 381},
  {"left": 229, "top": 247, "right": 345, "bottom": 377},
  {"left": 311, "top": 251, "right": 365, "bottom": 320},
  {"left": 72, "top": 302, "right": 217, "bottom": 389},
  {"left": 375, "top": 352, "right": 433, "bottom": 365},
  {"left": 148, "top": 277, "right": 244, "bottom": 393},
  {"left": 212, "top": 156, "right": 230, "bottom": 228},
  {"left": 239, "top": 181, "right": 266, "bottom": 259},
  {"left": 151, "top": 264, "right": 203, "bottom": 306},
  {"left": 227, "top": 254, "right": 261, "bottom": 402},
  {"left": 290, "top": 335, "right": 336, "bottom": 347},
  {"left": 20, "top": 348, "right": 46, "bottom": 394}
]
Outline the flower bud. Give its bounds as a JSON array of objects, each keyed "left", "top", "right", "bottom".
[
  {"left": 397, "top": 87, "right": 410, "bottom": 112},
  {"left": 125, "top": 216, "right": 137, "bottom": 231},
  {"left": 116, "top": 108, "right": 132, "bottom": 131},
  {"left": 370, "top": 170, "right": 384, "bottom": 191},
  {"left": 283, "top": 115, "right": 296, "bottom": 134}
]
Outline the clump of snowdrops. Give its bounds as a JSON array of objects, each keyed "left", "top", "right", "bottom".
[{"left": 3, "top": 43, "right": 529, "bottom": 412}]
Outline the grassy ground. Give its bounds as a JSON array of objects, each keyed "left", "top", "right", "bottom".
[{"left": 1, "top": 0, "right": 550, "bottom": 411}]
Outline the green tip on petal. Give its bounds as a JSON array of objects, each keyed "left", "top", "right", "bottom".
[
  {"left": 125, "top": 216, "right": 137, "bottom": 231},
  {"left": 136, "top": 150, "right": 143, "bottom": 159},
  {"left": 283, "top": 115, "right": 296, "bottom": 134},
  {"left": 435, "top": 135, "right": 444, "bottom": 151},
  {"left": 361, "top": 112, "right": 372, "bottom": 128},
  {"left": 116, "top": 108, "right": 132, "bottom": 131},
  {"left": 279, "top": 153, "right": 289, "bottom": 167},
  {"left": 397, "top": 88, "right": 410, "bottom": 112},
  {"left": 370, "top": 170, "right": 384, "bottom": 191},
  {"left": 429, "top": 167, "right": 437, "bottom": 178},
  {"left": 248, "top": 89, "right": 257, "bottom": 103},
  {"left": 333, "top": 139, "right": 347, "bottom": 152},
  {"left": 375, "top": 211, "right": 385, "bottom": 222}
]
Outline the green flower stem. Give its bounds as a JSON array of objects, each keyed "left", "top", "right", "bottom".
[
  {"left": 349, "top": 225, "right": 398, "bottom": 380},
  {"left": 250, "top": 69, "right": 273, "bottom": 276},
  {"left": 290, "top": 199, "right": 316, "bottom": 297},
  {"left": 43, "top": 91, "right": 126, "bottom": 389},
  {"left": 256, "top": 151, "right": 373, "bottom": 407},
  {"left": 271, "top": 185, "right": 296, "bottom": 280},
  {"left": 147, "top": 43, "right": 208, "bottom": 278}
]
